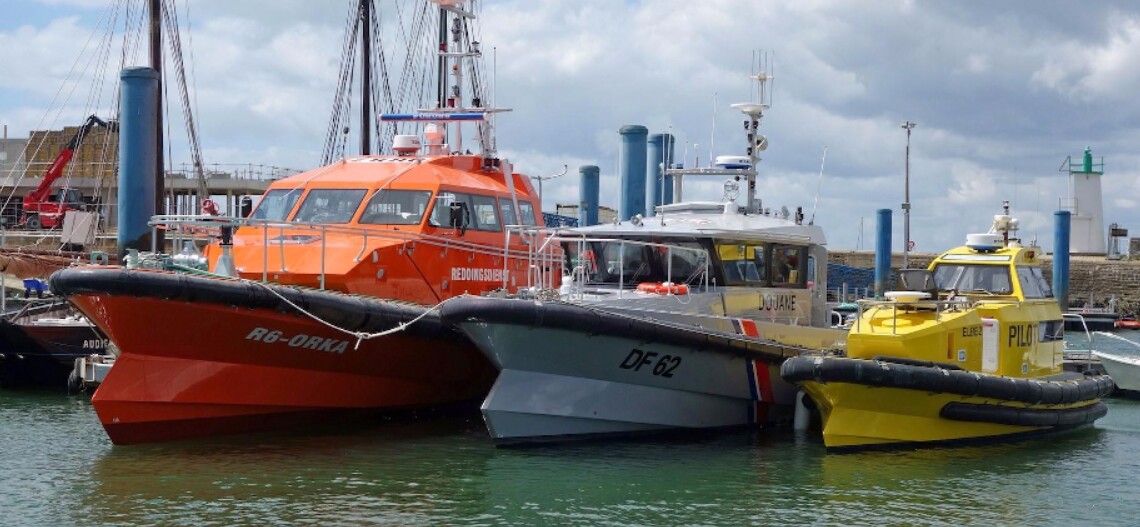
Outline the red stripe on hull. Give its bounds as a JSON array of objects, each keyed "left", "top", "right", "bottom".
[
  {"left": 739, "top": 319, "right": 760, "bottom": 338},
  {"left": 72, "top": 294, "right": 495, "bottom": 445}
]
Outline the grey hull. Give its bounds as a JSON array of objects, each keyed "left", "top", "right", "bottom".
[{"left": 443, "top": 297, "right": 806, "bottom": 444}]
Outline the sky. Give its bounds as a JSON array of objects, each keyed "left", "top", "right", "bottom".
[{"left": 2, "top": 0, "right": 1139, "bottom": 253}]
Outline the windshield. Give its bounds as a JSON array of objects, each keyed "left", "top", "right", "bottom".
[
  {"left": 250, "top": 188, "right": 303, "bottom": 221},
  {"left": 293, "top": 189, "right": 368, "bottom": 224},
  {"left": 567, "top": 239, "right": 708, "bottom": 286},
  {"left": 932, "top": 263, "right": 1013, "bottom": 294},
  {"left": 359, "top": 189, "right": 432, "bottom": 225}
]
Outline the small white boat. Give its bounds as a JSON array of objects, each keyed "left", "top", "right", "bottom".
[{"left": 1093, "top": 334, "right": 1140, "bottom": 393}]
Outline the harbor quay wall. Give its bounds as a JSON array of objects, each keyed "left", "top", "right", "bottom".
[{"left": 829, "top": 250, "right": 1140, "bottom": 312}]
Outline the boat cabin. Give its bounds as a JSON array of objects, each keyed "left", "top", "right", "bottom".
[
  {"left": 562, "top": 236, "right": 814, "bottom": 291},
  {"left": 893, "top": 244, "right": 1054, "bottom": 302}
]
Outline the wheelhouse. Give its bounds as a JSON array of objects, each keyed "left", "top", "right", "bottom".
[
  {"left": 562, "top": 236, "right": 815, "bottom": 290},
  {"left": 248, "top": 184, "right": 541, "bottom": 233}
]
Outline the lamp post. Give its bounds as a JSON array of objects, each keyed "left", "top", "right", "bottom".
[{"left": 901, "top": 120, "right": 916, "bottom": 269}]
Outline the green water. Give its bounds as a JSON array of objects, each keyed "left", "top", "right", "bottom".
[{"left": 3, "top": 336, "right": 1140, "bottom": 526}]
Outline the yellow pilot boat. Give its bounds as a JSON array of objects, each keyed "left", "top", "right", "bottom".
[{"left": 782, "top": 204, "right": 1113, "bottom": 450}]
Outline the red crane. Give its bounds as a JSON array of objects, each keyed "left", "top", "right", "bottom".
[{"left": 21, "top": 115, "right": 117, "bottom": 229}]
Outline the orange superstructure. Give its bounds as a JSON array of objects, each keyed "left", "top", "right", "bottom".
[{"left": 215, "top": 153, "right": 546, "bottom": 303}]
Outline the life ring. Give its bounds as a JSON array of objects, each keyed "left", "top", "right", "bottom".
[
  {"left": 636, "top": 282, "right": 689, "bottom": 295},
  {"left": 201, "top": 199, "right": 220, "bottom": 216}
]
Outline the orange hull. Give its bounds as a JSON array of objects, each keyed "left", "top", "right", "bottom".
[{"left": 68, "top": 288, "right": 495, "bottom": 445}]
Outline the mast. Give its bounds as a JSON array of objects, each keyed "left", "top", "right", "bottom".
[
  {"left": 360, "top": 0, "right": 372, "bottom": 155},
  {"left": 664, "top": 58, "right": 771, "bottom": 214},
  {"left": 436, "top": 6, "right": 447, "bottom": 111},
  {"left": 149, "top": 0, "right": 164, "bottom": 246},
  {"left": 380, "top": 1, "right": 506, "bottom": 157}
]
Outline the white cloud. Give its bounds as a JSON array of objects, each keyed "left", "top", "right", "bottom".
[{"left": 1031, "top": 12, "right": 1140, "bottom": 102}]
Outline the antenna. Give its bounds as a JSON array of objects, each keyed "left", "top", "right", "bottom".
[
  {"left": 530, "top": 165, "right": 568, "bottom": 209},
  {"left": 492, "top": 46, "right": 497, "bottom": 152},
  {"left": 809, "top": 145, "right": 827, "bottom": 225},
  {"left": 710, "top": 92, "right": 717, "bottom": 163}
]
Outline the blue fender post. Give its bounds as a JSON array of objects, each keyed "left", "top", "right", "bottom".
[
  {"left": 647, "top": 133, "right": 674, "bottom": 215},
  {"left": 619, "top": 125, "right": 648, "bottom": 221},
  {"left": 875, "top": 208, "right": 892, "bottom": 298},
  {"left": 1054, "top": 210, "right": 1071, "bottom": 309},
  {"left": 117, "top": 67, "right": 159, "bottom": 260},
  {"left": 579, "top": 165, "right": 600, "bottom": 227}
]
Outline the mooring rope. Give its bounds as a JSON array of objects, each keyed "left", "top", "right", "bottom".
[{"left": 248, "top": 279, "right": 458, "bottom": 350}]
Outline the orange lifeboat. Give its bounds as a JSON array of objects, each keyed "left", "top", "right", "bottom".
[
  {"left": 1115, "top": 316, "right": 1140, "bottom": 330},
  {"left": 636, "top": 282, "right": 690, "bottom": 295}
]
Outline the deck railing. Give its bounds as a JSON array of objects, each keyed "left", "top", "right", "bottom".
[{"left": 148, "top": 214, "right": 540, "bottom": 291}]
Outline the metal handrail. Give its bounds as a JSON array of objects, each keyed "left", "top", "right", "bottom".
[
  {"left": 502, "top": 228, "right": 713, "bottom": 300},
  {"left": 151, "top": 215, "right": 541, "bottom": 290}
]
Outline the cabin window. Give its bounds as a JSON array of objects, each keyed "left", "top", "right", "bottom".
[
  {"left": 717, "top": 242, "right": 765, "bottom": 285},
  {"left": 659, "top": 241, "right": 708, "bottom": 284},
  {"left": 518, "top": 201, "right": 538, "bottom": 226},
  {"left": 563, "top": 240, "right": 594, "bottom": 275},
  {"left": 469, "top": 195, "right": 501, "bottom": 231},
  {"left": 427, "top": 192, "right": 502, "bottom": 232},
  {"left": 1018, "top": 266, "right": 1053, "bottom": 299},
  {"left": 250, "top": 188, "right": 303, "bottom": 221},
  {"left": 568, "top": 238, "right": 708, "bottom": 286},
  {"left": 293, "top": 189, "right": 368, "bottom": 224},
  {"left": 770, "top": 244, "right": 808, "bottom": 288},
  {"left": 498, "top": 198, "right": 519, "bottom": 226},
  {"left": 932, "top": 264, "right": 1013, "bottom": 294},
  {"left": 359, "top": 189, "right": 432, "bottom": 225},
  {"left": 597, "top": 241, "right": 652, "bottom": 284},
  {"left": 429, "top": 192, "right": 461, "bottom": 228},
  {"left": 1031, "top": 267, "right": 1053, "bottom": 298}
]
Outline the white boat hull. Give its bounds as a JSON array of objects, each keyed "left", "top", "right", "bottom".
[{"left": 1093, "top": 351, "right": 1140, "bottom": 392}]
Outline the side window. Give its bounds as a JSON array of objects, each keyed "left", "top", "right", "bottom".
[
  {"left": 661, "top": 241, "right": 707, "bottom": 284},
  {"left": 716, "top": 242, "right": 765, "bottom": 285},
  {"left": 770, "top": 244, "right": 807, "bottom": 288},
  {"left": 518, "top": 201, "right": 538, "bottom": 226},
  {"left": 1031, "top": 267, "right": 1053, "bottom": 298},
  {"left": 251, "top": 188, "right": 303, "bottom": 221},
  {"left": 470, "top": 195, "right": 501, "bottom": 231},
  {"left": 498, "top": 198, "right": 518, "bottom": 226},
  {"left": 429, "top": 192, "right": 468, "bottom": 228},
  {"left": 1016, "top": 267, "right": 1044, "bottom": 298},
  {"left": 359, "top": 189, "right": 431, "bottom": 225},
  {"left": 293, "top": 189, "right": 367, "bottom": 224},
  {"left": 596, "top": 241, "right": 651, "bottom": 284}
]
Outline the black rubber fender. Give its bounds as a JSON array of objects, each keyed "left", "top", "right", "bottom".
[
  {"left": 439, "top": 295, "right": 807, "bottom": 364},
  {"left": 49, "top": 266, "right": 447, "bottom": 338},
  {"left": 781, "top": 355, "right": 1113, "bottom": 406},
  {"left": 941, "top": 401, "right": 1107, "bottom": 427}
]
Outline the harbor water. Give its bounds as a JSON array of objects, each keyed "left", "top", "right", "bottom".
[{"left": 4, "top": 333, "right": 1140, "bottom": 526}]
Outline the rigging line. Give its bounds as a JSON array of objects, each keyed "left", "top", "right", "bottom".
[
  {"left": 368, "top": 1, "right": 387, "bottom": 153},
  {"left": 162, "top": 0, "right": 210, "bottom": 206},
  {"left": 321, "top": 0, "right": 362, "bottom": 165},
  {"left": 10, "top": 0, "right": 123, "bottom": 192},
  {"left": 85, "top": 0, "right": 129, "bottom": 218},
  {"left": 323, "top": 0, "right": 352, "bottom": 162},
  {"left": 0, "top": 0, "right": 122, "bottom": 216},
  {"left": 182, "top": 0, "right": 203, "bottom": 158},
  {"left": 809, "top": 145, "right": 827, "bottom": 225}
]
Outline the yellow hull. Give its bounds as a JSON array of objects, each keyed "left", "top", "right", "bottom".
[{"left": 802, "top": 380, "right": 1101, "bottom": 449}]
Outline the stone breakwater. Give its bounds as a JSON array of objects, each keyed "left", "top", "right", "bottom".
[{"left": 829, "top": 250, "right": 1140, "bottom": 313}]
